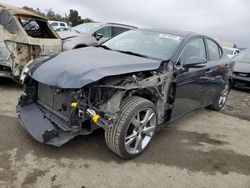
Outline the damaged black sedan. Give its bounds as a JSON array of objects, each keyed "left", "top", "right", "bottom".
[{"left": 17, "top": 29, "right": 232, "bottom": 159}]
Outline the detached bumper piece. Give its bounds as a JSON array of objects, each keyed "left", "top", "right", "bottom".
[{"left": 17, "top": 103, "right": 82, "bottom": 146}]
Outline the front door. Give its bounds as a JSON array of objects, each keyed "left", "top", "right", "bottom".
[{"left": 171, "top": 38, "right": 209, "bottom": 120}]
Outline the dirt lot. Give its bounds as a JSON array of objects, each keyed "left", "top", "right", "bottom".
[{"left": 0, "top": 77, "right": 249, "bottom": 188}]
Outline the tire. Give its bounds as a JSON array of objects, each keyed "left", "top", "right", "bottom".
[
  {"left": 208, "top": 80, "right": 230, "bottom": 111},
  {"left": 105, "top": 96, "right": 158, "bottom": 159}
]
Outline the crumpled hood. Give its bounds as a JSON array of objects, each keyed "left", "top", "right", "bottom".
[
  {"left": 233, "top": 62, "right": 250, "bottom": 73},
  {"left": 29, "top": 47, "right": 162, "bottom": 89}
]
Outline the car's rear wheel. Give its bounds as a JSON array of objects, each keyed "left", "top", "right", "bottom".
[
  {"left": 105, "top": 96, "right": 158, "bottom": 159},
  {"left": 208, "top": 80, "right": 230, "bottom": 111}
]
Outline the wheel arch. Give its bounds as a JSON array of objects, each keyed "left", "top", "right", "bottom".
[{"left": 122, "top": 83, "right": 177, "bottom": 123}]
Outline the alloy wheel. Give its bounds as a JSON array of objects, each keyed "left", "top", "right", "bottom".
[{"left": 124, "top": 108, "right": 157, "bottom": 154}]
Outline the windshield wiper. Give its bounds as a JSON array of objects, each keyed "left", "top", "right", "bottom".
[{"left": 116, "top": 50, "right": 149, "bottom": 58}]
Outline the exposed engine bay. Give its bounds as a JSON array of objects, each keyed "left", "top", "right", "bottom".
[{"left": 18, "top": 63, "right": 174, "bottom": 146}]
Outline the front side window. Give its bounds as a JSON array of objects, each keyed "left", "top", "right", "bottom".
[
  {"left": 207, "top": 39, "right": 221, "bottom": 61},
  {"left": 95, "top": 26, "right": 112, "bottom": 38},
  {"left": 179, "top": 38, "right": 206, "bottom": 64},
  {"left": 103, "top": 30, "right": 183, "bottom": 60},
  {"left": 50, "top": 22, "right": 58, "bottom": 26},
  {"left": 60, "top": 23, "right": 66, "bottom": 27}
]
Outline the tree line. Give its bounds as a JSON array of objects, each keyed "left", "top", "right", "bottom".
[{"left": 23, "top": 6, "right": 93, "bottom": 26}]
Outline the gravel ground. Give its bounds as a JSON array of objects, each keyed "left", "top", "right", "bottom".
[{"left": 0, "top": 77, "right": 250, "bottom": 188}]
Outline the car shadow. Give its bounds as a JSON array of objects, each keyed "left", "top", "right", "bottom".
[
  {"left": 1, "top": 113, "right": 250, "bottom": 176},
  {"left": 0, "top": 77, "right": 249, "bottom": 176},
  {"left": 0, "top": 77, "right": 250, "bottom": 175},
  {"left": 0, "top": 77, "right": 22, "bottom": 89}
]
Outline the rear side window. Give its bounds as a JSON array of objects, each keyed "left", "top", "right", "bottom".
[
  {"left": 50, "top": 22, "right": 58, "bottom": 26},
  {"left": 179, "top": 38, "right": 206, "bottom": 64},
  {"left": 112, "top": 27, "right": 129, "bottom": 37},
  {"left": 19, "top": 17, "right": 57, "bottom": 39},
  {"left": 207, "top": 39, "right": 221, "bottom": 61}
]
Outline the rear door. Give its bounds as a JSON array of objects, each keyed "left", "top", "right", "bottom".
[
  {"left": 171, "top": 37, "right": 208, "bottom": 120},
  {"left": 202, "top": 38, "right": 228, "bottom": 106}
]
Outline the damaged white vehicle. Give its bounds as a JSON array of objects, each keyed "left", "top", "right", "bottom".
[{"left": 0, "top": 3, "right": 62, "bottom": 79}]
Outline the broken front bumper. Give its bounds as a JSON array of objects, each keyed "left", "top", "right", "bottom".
[{"left": 16, "top": 102, "right": 87, "bottom": 147}]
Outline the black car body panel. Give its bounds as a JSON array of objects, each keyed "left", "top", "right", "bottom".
[
  {"left": 29, "top": 47, "right": 162, "bottom": 88},
  {"left": 17, "top": 29, "right": 232, "bottom": 146}
]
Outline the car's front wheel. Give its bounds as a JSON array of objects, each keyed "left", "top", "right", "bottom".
[{"left": 105, "top": 96, "right": 158, "bottom": 159}]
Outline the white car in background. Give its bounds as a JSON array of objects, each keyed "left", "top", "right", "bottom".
[
  {"left": 223, "top": 47, "right": 240, "bottom": 58},
  {"left": 49, "top": 20, "right": 69, "bottom": 30}
]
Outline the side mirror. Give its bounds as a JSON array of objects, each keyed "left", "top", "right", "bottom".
[
  {"left": 184, "top": 56, "right": 207, "bottom": 68},
  {"left": 94, "top": 33, "right": 104, "bottom": 41}
]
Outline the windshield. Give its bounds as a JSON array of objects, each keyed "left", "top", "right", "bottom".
[
  {"left": 102, "top": 30, "right": 183, "bottom": 60},
  {"left": 71, "top": 23, "right": 100, "bottom": 34},
  {"left": 233, "top": 50, "right": 250, "bottom": 64}
]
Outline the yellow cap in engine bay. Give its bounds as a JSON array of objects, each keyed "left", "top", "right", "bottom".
[
  {"left": 71, "top": 102, "right": 78, "bottom": 108},
  {"left": 92, "top": 114, "right": 100, "bottom": 123}
]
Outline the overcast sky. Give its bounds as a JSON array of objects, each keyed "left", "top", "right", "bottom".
[{"left": 3, "top": 0, "right": 250, "bottom": 47}]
